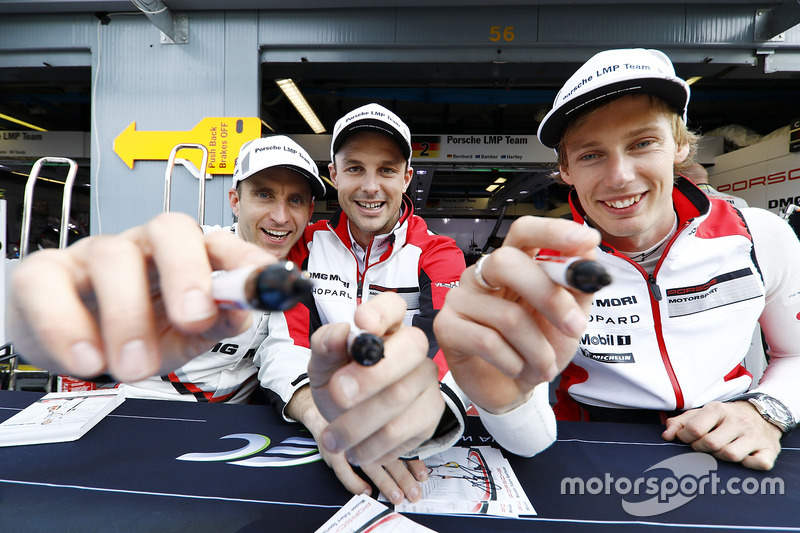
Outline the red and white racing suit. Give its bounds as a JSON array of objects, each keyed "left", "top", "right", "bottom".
[
  {"left": 282, "top": 195, "right": 471, "bottom": 456},
  {"left": 285, "top": 195, "right": 464, "bottom": 373},
  {"left": 124, "top": 224, "right": 311, "bottom": 411},
  {"left": 480, "top": 178, "right": 800, "bottom": 456}
]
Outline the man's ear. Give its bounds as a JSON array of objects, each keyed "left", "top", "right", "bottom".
[
  {"left": 402, "top": 165, "right": 413, "bottom": 193},
  {"left": 228, "top": 188, "right": 240, "bottom": 217},
  {"left": 675, "top": 142, "right": 690, "bottom": 165},
  {"left": 560, "top": 165, "right": 574, "bottom": 186},
  {"left": 328, "top": 162, "right": 339, "bottom": 189}
]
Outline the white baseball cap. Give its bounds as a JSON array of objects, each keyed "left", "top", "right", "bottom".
[
  {"left": 537, "top": 48, "right": 690, "bottom": 149},
  {"left": 232, "top": 135, "right": 326, "bottom": 198},
  {"left": 330, "top": 103, "right": 412, "bottom": 165}
]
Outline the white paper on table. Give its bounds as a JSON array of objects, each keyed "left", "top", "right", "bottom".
[
  {"left": 314, "top": 494, "right": 437, "bottom": 533},
  {"left": 381, "top": 446, "right": 535, "bottom": 518},
  {"left": 0, "top": 388, "right": 125, "bottom": 447}
]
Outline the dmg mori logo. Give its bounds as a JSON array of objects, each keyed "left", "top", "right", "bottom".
[{"left": 177, "top": 433, "right": 321, "bottom": 467}]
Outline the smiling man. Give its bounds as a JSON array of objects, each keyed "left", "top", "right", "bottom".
[
  {"left": 549, "top": 49, "right": 800, "bottom": 470},
  {"left": 279, "top": 103, "right": 468, "bottom": 504},
  {"left": 122, "top": 135, "right": 325, "bottom": 404},
  {"left": 286, "top": 103, "right": 466, "bottom": 369},
  {"left": 437, "top": 48, "right": 800, "bottom": 470}
]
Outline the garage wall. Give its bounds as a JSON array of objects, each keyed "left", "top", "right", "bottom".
[{"left": 2, "top": 5, "right": 800, "bottom": 233}]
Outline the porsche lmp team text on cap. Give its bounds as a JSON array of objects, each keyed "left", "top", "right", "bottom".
[
  {"left": 330, "top": 103, "right": 413, "bottom": 165},
  {"left": 232, "top": 135, "right": 326, "bottom": 198},
  {"left": 537, "top": 48, "right": 691, "bottom": 149}
]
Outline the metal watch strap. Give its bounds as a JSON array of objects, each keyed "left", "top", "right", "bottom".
[{"left": 726, "top": 392, "right": 796, "bottom": 434}]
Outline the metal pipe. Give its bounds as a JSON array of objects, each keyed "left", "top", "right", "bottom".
[
  {"left": 163, "top": 143, "right": 209, "bottom": 225},
  {"left": 19, "top": 157, "right": 79, "bottom": 259},
  {"left": 131, "top": 0, "right": 176, "bottom": 39}
]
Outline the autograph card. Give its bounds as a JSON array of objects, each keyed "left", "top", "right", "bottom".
[{"left": 381, "top": 446, "right": 535, "bottom": 518}]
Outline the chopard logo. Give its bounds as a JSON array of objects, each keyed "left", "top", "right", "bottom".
[{"left": 589, "top": 314, "right": 640, "bottom": 325}]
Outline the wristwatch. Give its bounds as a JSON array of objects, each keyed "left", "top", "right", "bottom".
[{"left": 727, "top": 392, "right": 797, "bottom": 434}]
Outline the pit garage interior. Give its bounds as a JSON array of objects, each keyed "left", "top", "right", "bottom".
[{"left": 1, "top": 0, "right": 800, "bottom": 257}]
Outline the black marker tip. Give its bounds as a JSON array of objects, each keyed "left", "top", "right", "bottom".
[
  {"left": 350, "top": 332, "right": 385, "bottom": 366},
  {"left": 570, "top": 260, "right": 613, "bottom": 293}
]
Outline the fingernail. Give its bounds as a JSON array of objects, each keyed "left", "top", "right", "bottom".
[
  {"left": 544, "top": 363, "right": 559, "bottom": 382},
  {"left": 70, "top": 341, "right": 104, "bottom": 375},
  {"left": 361, "top": 487, "right": 372, "bottom": 496},
  {"left": 345, "top": 450, "right": 361, "bottom": 466},
  {"left": 322, "top": 431, "right": 339, "bottom": 453},
  {"left": 564, "top": 224, "right": 590, "bottom": 245},
  {"left": 337, "top": 374, "right": 360, "bottom": 403},
  {"left": 182, "top": 289, "right": 214, "bottom": 322},
  {"left": 409, "top": 486, "right": 420, "bottom": 500},
  {"left": 117, "top": 339, "right": 151, "bottom": 380},
  {"left": 321, "top": 326, "right": 335, "bottom": 351},
  {"left": 390, "top": 490, "right": 403, "bottom": 504},
  {"left": 563, "top": 308, "right": 588, "bottom": 337}
]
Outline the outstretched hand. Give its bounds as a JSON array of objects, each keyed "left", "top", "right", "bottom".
[
  {"left": 10, "top": 212, "right": 278, "bottom": 381},
  {"left": 286, "top": 386, "right": 427, "bottom": 504},
  {"left": 308, "top": 292, "right": 444, "bottom": 466},
  {"left": 435, "top": 216, "right": 601, "bottom": 414}
]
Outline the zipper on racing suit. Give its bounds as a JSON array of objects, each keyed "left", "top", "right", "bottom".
[{"left": 615, "top": 222, "right": 690, "bottom": 411}]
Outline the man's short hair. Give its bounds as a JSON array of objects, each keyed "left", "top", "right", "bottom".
[{"left": 554, "top": 94, "right": 699, "bottom": 176}]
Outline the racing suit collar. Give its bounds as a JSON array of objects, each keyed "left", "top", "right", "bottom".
[{"left": 567, "top": 176, "right": 709, "bottom": 253}]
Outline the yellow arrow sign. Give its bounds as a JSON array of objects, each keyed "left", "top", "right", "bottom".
[{"left": 113, "top": 117, "right": 261, "bottom": 175}]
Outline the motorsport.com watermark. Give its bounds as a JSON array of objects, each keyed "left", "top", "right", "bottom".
[{"left": 560, "top": 452, "right": 784, "bottom": 517}]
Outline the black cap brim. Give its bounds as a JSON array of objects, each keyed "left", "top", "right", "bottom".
[
  {"left": 276, "top": 164, "right": 327, "bottom": 198},
  {"left": 538, "top": 78, "right": 689, "bottom": 149},
  {"left": 332, "top": 119, "right": 411, "bottom": 162}
]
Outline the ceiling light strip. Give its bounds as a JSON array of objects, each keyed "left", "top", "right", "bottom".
[{"left": 275, "top": 79, "right": 326, "bottom": 134}]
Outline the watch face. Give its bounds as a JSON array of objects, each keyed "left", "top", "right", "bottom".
[
  {"left": 753, "top": 396, "right": 794, "bottom": 431},
  {"left": 763, "top": 402, "right": 780, "bottom": 420}
]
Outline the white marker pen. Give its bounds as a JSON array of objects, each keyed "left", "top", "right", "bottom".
[{"left": 212, "top": 261, "right": 313, "bottom": 311}]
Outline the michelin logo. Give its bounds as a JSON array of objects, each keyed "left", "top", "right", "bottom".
[{"left": 581, "top": 350, "right": 635, "bottom": 364}]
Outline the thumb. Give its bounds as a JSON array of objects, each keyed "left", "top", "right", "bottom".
[
  {"left": 661, "top": 416, "right": 682, "bottom": 441},
  {"left": 308, "top": 322, "right": 352, "bottom": 421},
  {"left": 308, "top": 322, "right": 352, "bottom": 385}
]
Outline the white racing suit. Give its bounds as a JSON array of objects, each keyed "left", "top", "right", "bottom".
[
  {"left": 482, "top": 178, "right": 800, "bottom": 456},
  {"left": 124, "top": 223, "right": 311, "bottom": 410}
]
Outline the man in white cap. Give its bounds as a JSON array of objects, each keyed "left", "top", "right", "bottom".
[
  {"left": 13, "top": 136, "right": 325, "bottom": 403},
  {"left": 436, "top": 48, "right": 800, "bottom": 470},
  {"left": 95, "top": 135, "right": 326, "bottom": 407},
  {"left": 279, "top": 103, "right": 469, "bottom": 504},
  {"left": 10, "top": 134, "right": 433, "bottom": 500}
]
